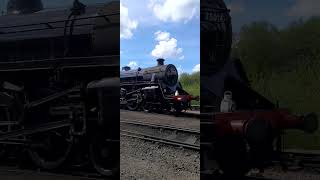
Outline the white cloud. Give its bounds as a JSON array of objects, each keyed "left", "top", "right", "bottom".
[
  {"left": 287, "top": 0, "right": 320, "bottom": 18},
  {"left": 192, "top": 64, "right": 200, "bottom": 72},
  {"left": 177, "top": 65, "right": 184, "bottom": 75},
  {"left": 151, "top": 31, "right": 184, "bottom": 59},
  {"left": 120, "top": 3, "right": 138, "bottom": 39},
  {"left": 227, "top": 1, "right": 245, "bottom": 15},
  {"left": 127, "top": 61, "right": 139, "bottom": 69},
  {"left": 148, "top": 0, "right": 199, "bottom": 23},
  {"left": 154, "top": 31, "right": 170, "bottom": 41}
]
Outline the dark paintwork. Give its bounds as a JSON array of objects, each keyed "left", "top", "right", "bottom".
[{"left": 0, "top": 1, "right": 119, "bottom": 60}]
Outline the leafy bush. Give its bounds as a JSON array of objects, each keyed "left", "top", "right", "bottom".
[
  {"left": 179, "top": 71, "right": 200, "bottom": 105},
  {"left": 232, "top": 17, "right": 320, "bottom": 149}
]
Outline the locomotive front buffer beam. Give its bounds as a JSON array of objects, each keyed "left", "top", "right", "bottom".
[{"left": 209, "top": 109, "right": 318, "bottom": 176}]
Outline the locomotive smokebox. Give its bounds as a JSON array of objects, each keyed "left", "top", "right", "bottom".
[
  {"left": 122, "top": 66, "right": 131, "bottom": 71},
  {"left": 7, "top": 0, "right": 43, "bottom": 14},
  {"left": 157, "top": 58, "right": 165, "bottom": 66}
]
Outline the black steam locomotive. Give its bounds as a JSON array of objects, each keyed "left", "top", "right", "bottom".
[
  {"left": 120, "top": 59, "right": 198, "bottom": 113},
  {"left": 0, "top": 0, "right": 119, "bottom": 176}
]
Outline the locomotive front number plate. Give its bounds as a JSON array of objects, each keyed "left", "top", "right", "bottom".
[{"left": 201, "top": 9, "right": 229, "bottom": 23}]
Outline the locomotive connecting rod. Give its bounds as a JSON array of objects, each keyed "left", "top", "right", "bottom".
[
  {"left": 0, "top": 120, "right": 71, "bottom": 141},
  {"left": 25, "top": 86, "right": 80, "bottom": 109}
]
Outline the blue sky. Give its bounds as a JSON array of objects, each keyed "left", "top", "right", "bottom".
[{"left": 120, "top": 0, "right": 200, "bottom": 74}]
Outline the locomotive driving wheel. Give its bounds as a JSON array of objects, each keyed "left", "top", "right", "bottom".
[
  {"left": 126, "top": 93, "right": 142, "bottom": 111},
  {"left": 141, "top": 99, "right": 152, "bottom": 112},
  {"left": 90, "top": 134, "right": 119, "bottom": 176},
  {"left": 214, "top": 135, "right": 250, "bottom": 177},
  {"left": 173, "top": 103, "right": 183, "bottom": 114},
  {"left": 27, "top": 126, "right": 73, "bottom": 170}
]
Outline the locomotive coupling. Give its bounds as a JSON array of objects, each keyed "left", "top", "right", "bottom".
[
  {"left": 269, "top": 110, "right": 318, "bottom": 134},
  {"left": 299, "top": 113, "right": 318, "bottom": 133},
  {"left": 191, "top": 96, "right": 200, "bottom": 101}
]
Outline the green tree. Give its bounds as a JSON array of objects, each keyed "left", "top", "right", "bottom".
[
  {"left": 179, "top": 72, "right": 200, "bottom": 105},
  {"left": 232, "top": 17, "right": 320, "bottom": 149}
]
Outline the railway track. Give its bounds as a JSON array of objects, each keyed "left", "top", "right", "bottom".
[
  {"left": 201, "top": 173, "right": 276, "bottom": 180},
  {"left": 120, "top": 108, "right": 200, "bottom": 118},
  {"left": 120, "top": 118, "right": 200, "bottom": 134},
  {"left": 0, "top": 154, "right": 111, "bottom": 179},
  {"left": 0, "top": 165, "right": 107, "bottom": 180},
  {"left": 281, "top": 149, "right": 320, "bottom": 170},
  {"left": 120, "top": 118, "right": 200, "bottom": 151}
]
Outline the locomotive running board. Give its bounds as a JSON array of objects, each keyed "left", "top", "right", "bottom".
[
  {"left": 0, "top": 55, "right": 119, "bottom": 72},
  {"left": 0, "top": 120, "right": 71, "bottom": 141}
]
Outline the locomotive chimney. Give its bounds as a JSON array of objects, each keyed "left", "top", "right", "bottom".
[
  {"left": 7, "top": 0, "right": 43, "bottom": 15},
  {"left": 122, "top": 66, "right": 131, "bottom": 71},
  {"left": 157, "top": 58, "right": 165, "bottom": 66}
]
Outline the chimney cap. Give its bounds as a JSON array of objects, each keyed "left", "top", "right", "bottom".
[{"left": 157, "top": 58, "right": 165, "bottom": 66}]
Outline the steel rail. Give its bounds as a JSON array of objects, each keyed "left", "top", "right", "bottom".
[
  {"left": 120, "top": 129, "right": 200, "bottom": 151},
  {"left": 0, "top": 165, "right": 106, "bottom": 180},
  {"left": 281, "top": 150, "right": 320, "bottom": 168},
  {"left": 120, "top": 108, "right": 200, "bottom": 118},
  {"left": 202, "top": 171, "right": 279, "bottom": 180},
  {"left": 120, "top": 118, "right": 200, "bottom": 134}
]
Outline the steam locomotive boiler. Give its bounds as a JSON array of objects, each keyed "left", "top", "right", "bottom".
[
  {"left": 201, "top": 0, "right": 318, "bottom": 177},
  {"left": 120, "top": 58, "right": 198, "bottom": 113},
  {"left": 0, "top": 0, "right": 119, "bottom": 176}
]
